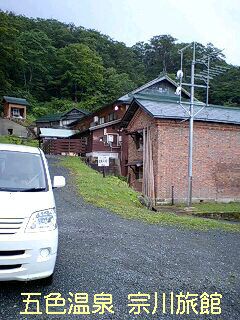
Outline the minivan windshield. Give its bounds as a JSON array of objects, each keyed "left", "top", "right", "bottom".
[{"left": 0, "top": 150, "right": 47, "bottom": 192}]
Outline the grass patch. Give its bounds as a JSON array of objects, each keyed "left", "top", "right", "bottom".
[
  {"left": 193, "top": 202, "right": 240, "bottom": 214},
  {"left": 194, "top": 202, "right": 240, "bottom": 221},
  {"left": 176, "top": 202, "right": 240, "bottom": 220},
  {"left": 59, "top": 157, "right": 240, "bottom": 232},
  {"left": 0, "top": 135, "right": 38, "bottom": 147}
]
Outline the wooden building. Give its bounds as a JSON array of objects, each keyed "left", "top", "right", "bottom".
[
  {"left": 40, "top": 128, "right": 86, "bottom": 156},
  {"left": 36, "top": 108, "right": 89, "bottom": 133},
  {"left": 72, "top": 103, "right": 128, "bottom": 175},
  {"left": 0, "top": 96, "right": 29, "bottom": 137},
  {"left": 2, "top": 96, "right": 28, "bottom": 120},
  {"left": 71, "top": 74, "right": 191, "bottom": 175}
]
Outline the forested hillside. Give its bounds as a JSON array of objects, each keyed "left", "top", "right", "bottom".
[{"left": 1, "top": 10, "right": 240, "bottom": 120}]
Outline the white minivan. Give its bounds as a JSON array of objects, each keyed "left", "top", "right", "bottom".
[{"left": 0, "top": 144, "right": 65, "bottom": 282}]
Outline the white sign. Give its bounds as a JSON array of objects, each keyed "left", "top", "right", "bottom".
[
  {"left": 98, "top": 156, "right": 109, "bottom": 167},
  {"left": 107, "top": 134, "right": 114, "bottom": 143}
]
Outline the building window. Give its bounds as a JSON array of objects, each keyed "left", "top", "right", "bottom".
[
  {"left": 107, "top": 134, "right": 114, "bottom": 144},
  {"left": 11, "top": 108, "right": 20, "bottom": 117},
  {"left": 62, "top": 120, "right": 72, "bottom": 126},
  {"left": 107, "top": 112, "right": 117, "bottom": 122},
  {"left": 135, "top": 166, "right": 143, "bottom": 180},
  {"left": 135, "top": 132, "right": 143, "bottom": 151},
  {"left": 8, "top": 129, "right": 13, "bottom": 135},
  {"left": 83, "top": 137, "right": 88, "bottom": 145},
  {"left": 99, "top": 117, "right": 105, "bottom": 124}
]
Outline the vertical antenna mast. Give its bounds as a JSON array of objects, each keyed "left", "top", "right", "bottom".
[
  {"left": 175, "top": 42, "right": 229, "bottom": 206},
  {"left": 188, "top": 42, "right": 196, "bottom": 206}
]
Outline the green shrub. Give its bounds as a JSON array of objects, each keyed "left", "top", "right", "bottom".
[{"left": 0, "top": 136, "right": 38, "bottom": 147}]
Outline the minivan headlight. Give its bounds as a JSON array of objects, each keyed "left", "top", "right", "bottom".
[{"left": 25, "top": 209, "right": 57, "bottom": 233}]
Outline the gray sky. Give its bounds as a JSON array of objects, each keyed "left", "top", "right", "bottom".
[{"left": 1, "top": 0, "right": 240, "bottom": 65}]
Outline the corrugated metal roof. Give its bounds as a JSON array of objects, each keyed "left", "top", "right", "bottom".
[
  {"left": 40, "top": 128, "right": 77, "bottom": 138},
  {"left": 3, "top": 96, "right": 29, "bottom": 106},
  {"left": 135, "top": 98, "right": 240, "bottom": 125}
]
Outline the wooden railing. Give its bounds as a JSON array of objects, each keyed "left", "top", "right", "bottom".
[{"left": 42, "top": 139, "right": 86, "bottom": 155}]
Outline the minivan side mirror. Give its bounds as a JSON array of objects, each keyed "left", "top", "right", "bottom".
[{"left": 53, "top": 176, "right": 66, "bottom": 188}]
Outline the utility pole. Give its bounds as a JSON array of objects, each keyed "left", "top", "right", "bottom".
[
  {"left": 176, "top": 42, "right": 228, "bottom": 207},
  {"left": 188, "top": 42, "right": 195, "bottom": 206}
]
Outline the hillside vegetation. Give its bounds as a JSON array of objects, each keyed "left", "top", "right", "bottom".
[{"left": 1, "top": 10, "right": 240, "bottom": 120}]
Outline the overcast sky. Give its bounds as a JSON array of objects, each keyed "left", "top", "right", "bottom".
[{"left": 1, "top": 0, "right": 240, "bottom": 65}]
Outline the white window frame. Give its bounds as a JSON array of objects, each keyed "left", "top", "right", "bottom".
[
  {"left": 11, "top": 108, "right": 20, "bottom": 117},
  {"left": 99, "top": 117, "right": 105, "bottom": 124}
]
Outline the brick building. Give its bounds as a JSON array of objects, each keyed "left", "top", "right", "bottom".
[
  {"left": 43, "top": 73, "right": 240, "bottom": 204},
  {"left": 121, "top": 87, "right": 240, "bottom": 204},
  {"left": 71, "top": 74, "right": 184, "bottom": 175}
]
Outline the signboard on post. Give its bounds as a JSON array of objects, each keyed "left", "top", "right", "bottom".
[
  {"left": 98, "top": 156, "right": 109, "bottom": 167},
  {"left": 98, "top": 156, "right": 109, "bottom": 178}
]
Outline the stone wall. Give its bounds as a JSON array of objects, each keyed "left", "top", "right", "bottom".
[{"left": 0, "top": 118, "right": 28, "bottom": 138}]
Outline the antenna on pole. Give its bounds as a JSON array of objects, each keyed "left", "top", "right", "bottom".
[{"left": 175, "top": 42, "right": 229, "bottom": 206}]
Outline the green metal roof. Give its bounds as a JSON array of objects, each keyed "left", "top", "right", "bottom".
[
  {"left": 3, "top": 96, "right": 29, "bottom": 106},
  {"left": 36, "top": 108, "right": 90, "bottom": 123},
  {"left": 36, "top": 113, "right": 64, "bottom": 122},
  {"left": 133, "top": 93, "right": 192, "bottom": 103},
  {"left": 118, "top": 74, "right": 192, "bottom": 103}
]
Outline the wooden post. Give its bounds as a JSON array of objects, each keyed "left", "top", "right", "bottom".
[
  {"left": 102, "top": 166, "right": 106, "bottom": 178},
  {"left": 171, "top": 186, "right": 174, "bottom": 205},
  {"left": 142, "top": 127, "right": 155, "bottom": 208}
]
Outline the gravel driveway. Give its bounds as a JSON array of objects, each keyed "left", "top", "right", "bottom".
[{"left": 0, "top": 157, "right": 239, "bottom": 319}]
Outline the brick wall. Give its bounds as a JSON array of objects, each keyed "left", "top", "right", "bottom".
[
  {"left": 127, "top": 107, "right": 240, "bottom": 203},
  {"left": 156, "top": 120, "right": 240, "bottom": 203}
]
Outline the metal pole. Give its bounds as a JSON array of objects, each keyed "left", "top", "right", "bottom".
[
  {"left": 206, "top": 56, "right": 210, "bottom": 106},
  {"left": 187, "top": 42, "right": 195, "bottom": 206}
]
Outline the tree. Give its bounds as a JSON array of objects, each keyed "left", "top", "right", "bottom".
[
  {"left": 210, "top": 67, "right": 240, "bottom": 105},
  {"left": 102, "top": 68, "right": 135, "bottom": 102},
  {"left": 19, "top": 30, "right": 56, "bottom": 100},
  {"left": 53, "top": 43, "right": 104, "bottom": 105},
  {"left": 0, "top": 10, "right": 239, "bottom": 119},
  {"left": 0, "top": 11, "right": 24, "bottom": 95},
  {"left": 135, "top": 35, "right": 178, "bottom": 79}
]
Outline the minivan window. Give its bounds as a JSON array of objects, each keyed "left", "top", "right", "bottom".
[{"left": 0, "top": 151, "right": 47, "bottom": 191}]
